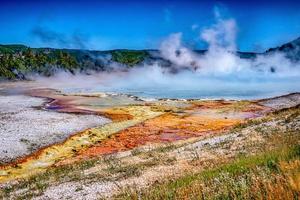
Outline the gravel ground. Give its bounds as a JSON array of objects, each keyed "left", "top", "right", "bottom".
[
  {"left": 1, "top": 92, "right": 300, "bottom": 199},
  {"left": 0, "top": 95, "right": 110, "bottom": 163},
  {"left": 34, "top": 134, "right": 235, "bottom": 200},
  {"left": 259, "top": 93, "right": 300, "bottom": 110},
  {"left": 35, "top": 107, "right": 300, "bottom": 200}
]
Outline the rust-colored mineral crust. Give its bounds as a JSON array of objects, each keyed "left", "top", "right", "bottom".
[{"left": 0, "top": 88, "right": 270, "bottom": 183}]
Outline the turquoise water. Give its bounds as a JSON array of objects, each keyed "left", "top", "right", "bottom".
[
  {"left": 58, "top": 72, "right": 300, "bottom": 100},
  {"left": 63, "top": 84, "right": 300, "bottom": 100}
]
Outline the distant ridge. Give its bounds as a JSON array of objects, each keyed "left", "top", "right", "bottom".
[
  {"left": 1, "top": 36, "right": 300, "bottom": 80},
  {"left": 266, "top": 37, "right": 300, "bottom": 61}
]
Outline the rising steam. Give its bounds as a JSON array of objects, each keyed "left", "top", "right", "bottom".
[{"left": 32, "top": 9, "right": 300, "bottom": 99}]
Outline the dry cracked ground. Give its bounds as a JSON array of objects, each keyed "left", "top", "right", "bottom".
[{"left": 0, "top": 82, "right": 299, "bottom": 200}]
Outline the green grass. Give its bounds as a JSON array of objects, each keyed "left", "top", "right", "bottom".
[{"left": 117, "top": 143, "right": 300, "bottom": 200}]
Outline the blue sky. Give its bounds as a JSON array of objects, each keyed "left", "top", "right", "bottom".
[{"left": 1, "top": 0, "right": 300, "bottom": 51}]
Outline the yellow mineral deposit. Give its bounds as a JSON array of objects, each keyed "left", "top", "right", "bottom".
[
  {"left": 0, "top": 89, "right": 269, "bottom": 183},
  {"left": 0, "top": 106, "right": 162, "bottom": 182}
]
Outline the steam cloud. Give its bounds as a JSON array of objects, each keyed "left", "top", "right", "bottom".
[{"left": 32, "top": 10, "right": 300, "bottom": 99}]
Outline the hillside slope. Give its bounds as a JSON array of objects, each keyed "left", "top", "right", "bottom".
[
  {"left": 0, "top": 36, "right": 299, "bottom": 79},
  {"left": 266, "top": 37, "right": 300, "bottom": 61}
]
